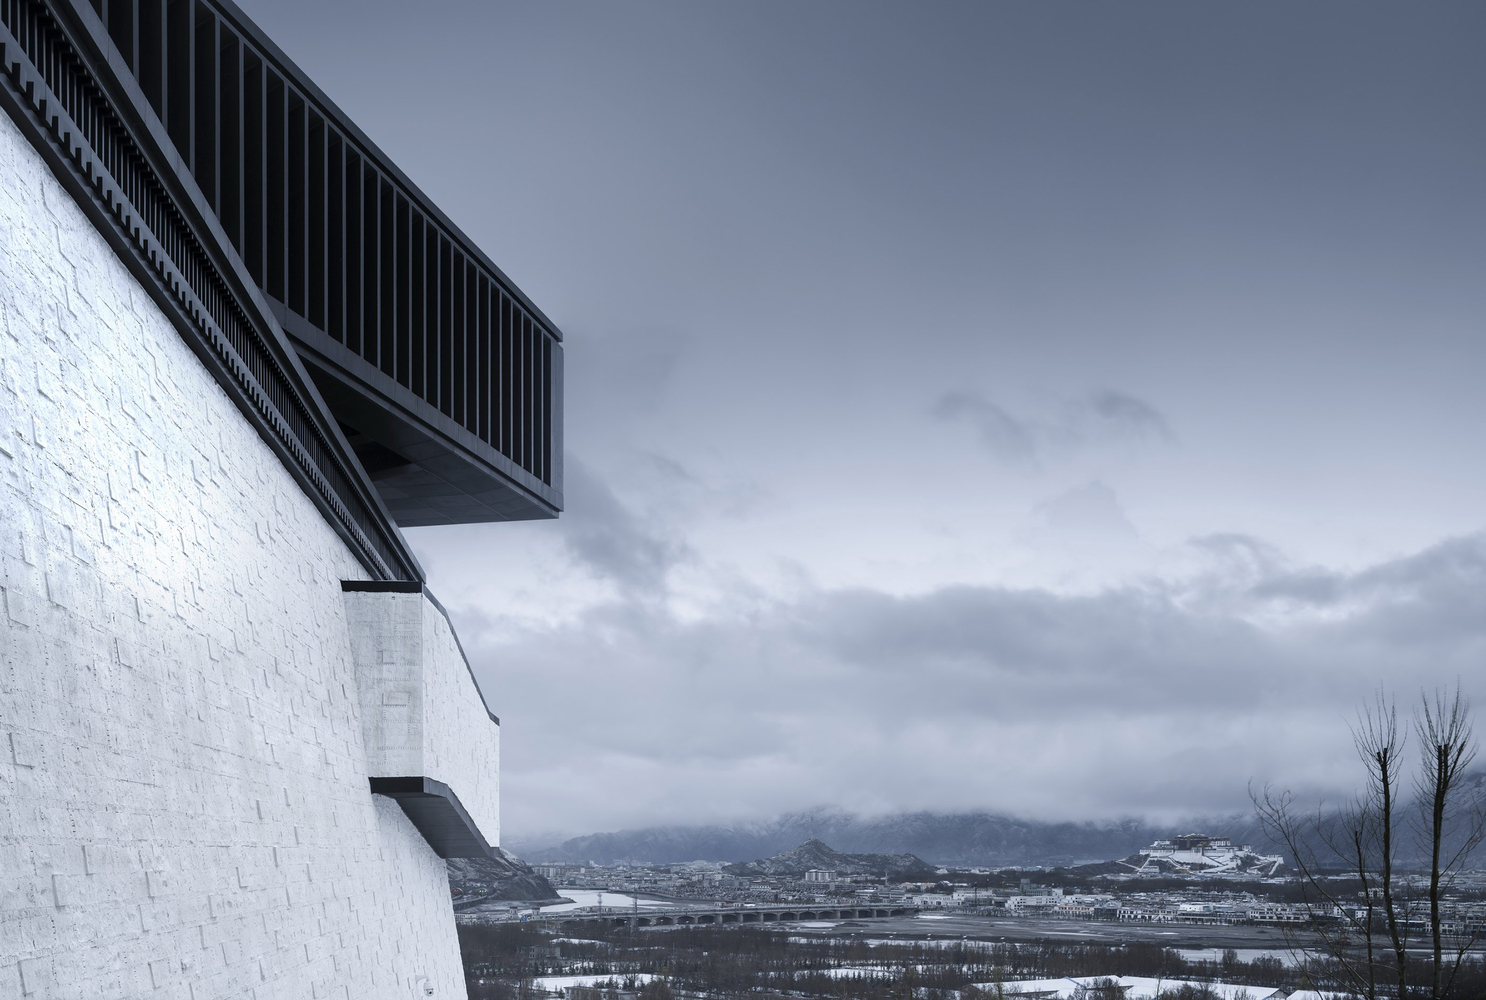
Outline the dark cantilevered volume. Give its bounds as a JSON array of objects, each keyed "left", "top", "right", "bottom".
[
  {"left": 104, "top": 0, "right": 561, "bottom": 525},
  {"left": 0, "top": 0, "right": 562, "bottom": 578}
]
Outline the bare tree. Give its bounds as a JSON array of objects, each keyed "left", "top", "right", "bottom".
[
  {"left": 1414, "top": 686, "right": 1485, "bottom": 1000},
  {"left": 1255, "top": 687, "right": 1484, "bottom": 1000},
  {"left": 1359, "top": 693, "right": 1410, "bottom": 1000},
  {"left": 1256, "top": 693, "right": 1402, "bottom": 1000}
]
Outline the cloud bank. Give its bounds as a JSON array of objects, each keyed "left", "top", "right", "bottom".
[
  {"left": 932, "top": 389, "right": 1174, "bottom": 466},
  {"left": 446, "top": 486, "right": 1486, "bottom": 839}
]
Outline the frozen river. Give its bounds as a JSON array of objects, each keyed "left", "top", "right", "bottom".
[{"left": 538, "top": 890, "right": 675, "bottom": 913}]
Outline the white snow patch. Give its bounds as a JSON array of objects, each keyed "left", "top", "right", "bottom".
[{"left": 529, "top": 974, "right": 659, "bottom": 992}]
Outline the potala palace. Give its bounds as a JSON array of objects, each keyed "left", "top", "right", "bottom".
[{"left": 1134, "top": 833, "right": 1286, "bottom": 877}]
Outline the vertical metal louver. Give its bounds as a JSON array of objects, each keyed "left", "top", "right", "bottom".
[{"left": 90, "top": 0, "right": 562, "bottom": 524}]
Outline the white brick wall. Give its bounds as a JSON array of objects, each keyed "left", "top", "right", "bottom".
[
  {"left": 0, "top": 108, "right": 476, "bottom": 999},
  {"left": 422, "top": 600, "right": 499, "bottom": 843},
  {"left": 343, "top": 590, "right": 500, "bottom": 842}
]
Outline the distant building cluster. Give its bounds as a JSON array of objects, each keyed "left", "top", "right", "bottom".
[
  {"left": 1113, "top": 894, "right": 1318, "bottom": 925},
  {"left": 506, "top": 857, "right": 1486, "bottom": 939}
]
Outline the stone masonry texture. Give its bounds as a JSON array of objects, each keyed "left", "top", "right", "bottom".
[
  {"left": 0, "top": 106, "right": 491, "bottom": 999},
  {"left": 343, "top": 591, "right": 500, "bottom": 841}
]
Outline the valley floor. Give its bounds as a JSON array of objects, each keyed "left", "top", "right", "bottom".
[{"left": 795, "top": 912, "right": 1322, "bottom": 952}]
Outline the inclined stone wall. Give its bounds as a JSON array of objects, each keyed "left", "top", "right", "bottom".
[
  {"left": 0, "top": 106, "right": 485, "bottom": 1000},
  {"left": 343, "top": 590, "right": 501, "bottom": 841},
  {"left": 421, "top": 598, "right": 500, "bottom": 840}
]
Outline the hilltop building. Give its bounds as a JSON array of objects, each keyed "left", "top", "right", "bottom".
[
  {"left": 1143, "top": 833, "right": 1243, "bottom": 857},
  {"left": 1139, "top": 834, "right": 1285, "bottom": 875},
  {"left": 1062, "top": 833, "right": 1287, "bottom": 880},
  {"left": 1, "top": 1, "right": 561, "bottom": 997}
]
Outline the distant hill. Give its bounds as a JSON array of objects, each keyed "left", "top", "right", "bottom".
[
  {"left": 507, "top": 770, "right": 1486, "bottom": 869},
  {"left": 724, "top": 839, "right": 934, "bottom": 878},
  {"left": 510, "top": 810, "right": 1281, "bottom": 867},
  {"left": 446, "top": 848, "right": 563, "bottom": 902}
]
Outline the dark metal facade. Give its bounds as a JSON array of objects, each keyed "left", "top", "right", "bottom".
[
  {"left": 367, "top": 777, "right": 494, "bottom": 860},
  {"left": 1, "top": 0, "right": 561, "bottom": 577}
]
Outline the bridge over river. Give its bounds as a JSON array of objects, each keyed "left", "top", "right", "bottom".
[
  {"left": 531, "top": 904, "right": 920, "bottom": 927},
  {"left": 455, "top": 899, "right": 920, "bottom": 926}
]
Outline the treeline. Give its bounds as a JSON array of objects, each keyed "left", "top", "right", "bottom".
[
  {"left": 462, "top": 924, "right": 1464, "bottom": 999},
  {"left": 458, "top": 924, "right": 1486, "bottom": 1000}
]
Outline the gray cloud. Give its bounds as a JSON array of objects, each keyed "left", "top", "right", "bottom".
[
  {"left": 1084, "top": 390, "right": 1175, "bottom": 444},
  {"left": 462, "top": 532, "right": 1486, "bottom": 839},
  {"left": 932, "top": 388, "right": 1174, "bottom": 466},
  {"left": 254, "top": 0, "right": 1486, "bottom": 846},
  {"left": 1232, "top": 537, "right": 1486, "bottom": 659},
  {"left": 1032, "top": 481, "right": 1140, "bottom": 538},
  {"left": 558, "top": 458, "right": 688, "bottom": 593},
  {"left": 566, "top": 328, "right": 687, "bottom": 438},
  {"left": 930, "top": 392, "right": 1039, "bottom": 463}
]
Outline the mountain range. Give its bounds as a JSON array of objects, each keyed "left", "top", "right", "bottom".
[{"left": 508, "top": 809, "right": 1282, "bottom": 867}]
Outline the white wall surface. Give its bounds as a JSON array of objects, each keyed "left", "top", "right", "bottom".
[
  {"left": 0, "top": 108, "right": 473, "bottom": 1000},
  {"left": 423, "top": 599, "right": 500, "bottom": 843},
  {"left": 343, "top": 589, "right": 500, "bottom": 842}
]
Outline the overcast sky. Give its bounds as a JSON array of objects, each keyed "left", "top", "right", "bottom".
[{"left": 240, "top": 0, "right": 1486, "bottom": 843}]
